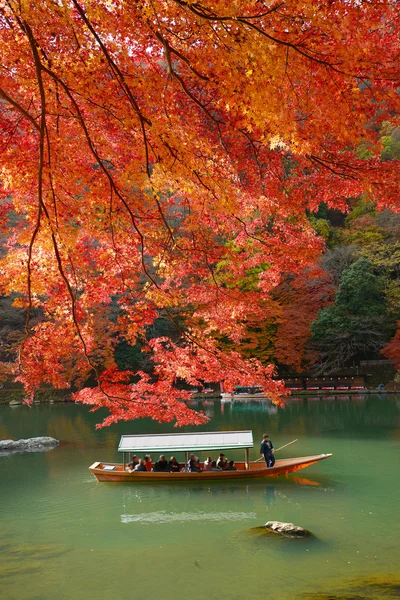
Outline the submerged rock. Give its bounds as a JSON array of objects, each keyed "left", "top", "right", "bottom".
[
  {"left": 262, "top": 521, "right": 309, "bottom": 538},
  {"left": 0, "top": 540, "right": 71, "bottom": 581},
  {"left": 302, "top": 573, "right": 400, "bottom": 600},
  {"left": 0, "top": 437, "right": 59, "bottom": 454}
]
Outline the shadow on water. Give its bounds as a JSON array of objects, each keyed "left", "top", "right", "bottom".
[
  {"left": 0, "top": 539, "right": 71, "bottom": 583},
  {"left": 300, "top": 574, "right": 400, "bottom": 600},
  {"left": 113, "top": 475, "right": 336, "bottom": 505},
  {"left": 98, "top": 472, "right": 336, "bottom": 491}
]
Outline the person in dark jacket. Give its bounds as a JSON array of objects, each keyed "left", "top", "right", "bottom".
[
  {"left": 126, "top": 455, "right": 139, "bottom": 472},
  {"left": 260, "top": 433, "right": 275, "bottom": 467},
  {"left": 153, "top": 455, "right": 170, "bottom": 472},
  {"left": 134, "top": 459, "right": 147, "bottom": 472},
  {"left": 216, "top": 453, "right": 228, "bottom": 470},
  {"left": 210, "top": 461, "right": 222, "bottom": 471},
  {"left": 225, "top": 460, "right": 237, "bottom": 471},
  {"left": 188, "top": 454, "right": 202, "bottom": 472},
  {"left": 169, "top": 457, "right": 180, "bottom": 472}
]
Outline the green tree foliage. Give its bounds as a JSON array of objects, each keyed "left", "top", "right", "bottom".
[
  {"left": 335, "top": 257, "right": 385, "bottom": 315},
  {"left": 381, "top": 123, "right": 400, "bottom": 162},
  {"left": 308, "top": 204, "right": 344, "bottom": 248},
  {"left": 311, "top": 258, "right": 391, "bottom": 373}
]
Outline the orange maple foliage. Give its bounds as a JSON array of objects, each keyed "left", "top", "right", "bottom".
[
  {"left": 274, "top": 267, "right": 335, "bottom": 372},
  {"left": 383, "top": 322, "right": 400, "bottom": 370},
  {"left": 0, "top": 1, "right": 399, "bottom": 425}
]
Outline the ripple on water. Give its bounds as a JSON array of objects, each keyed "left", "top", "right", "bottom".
[{"left": 121, "top": 510, "right": 257, "bottom": 524}]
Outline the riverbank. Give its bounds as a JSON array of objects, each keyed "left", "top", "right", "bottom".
[
  {"left": 0, "top": 388, "right": 73, "bottom": 405},
  {"left": 1, "top": 386, "right": 399, "bottom": 405},
  {"left": 193, "top": 388, "right": 399, "bottom": 400}
]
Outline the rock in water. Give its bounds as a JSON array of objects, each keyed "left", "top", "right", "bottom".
[
  {"left": 262, "top": 521, "right": 309, "bottom": 537},
  {"left": 0, "top": 437, "right": 60, "bottom": 453}
]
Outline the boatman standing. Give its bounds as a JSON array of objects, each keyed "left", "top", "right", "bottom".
[{"left": 260, "top": 433, "right": 275, "bottom": 467}]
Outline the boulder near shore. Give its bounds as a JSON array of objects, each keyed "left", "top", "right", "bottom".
[
  {"left": 0, "top": 437, "right": 60, "bottom": 453},
  {"left": 262, "top": 521, "right": 309, "bottom": 537}
]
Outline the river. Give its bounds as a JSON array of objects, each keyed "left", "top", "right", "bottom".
[{"left": 0, "top": 395, "right": 399, "bottom": 600}]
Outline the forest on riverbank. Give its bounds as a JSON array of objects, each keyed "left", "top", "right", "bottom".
[
  {"left": 1, "top": 123, "right": 399, "bottom": 387},
  {"left": 1, "top": 2, "right": 399, "bottom": 425}
]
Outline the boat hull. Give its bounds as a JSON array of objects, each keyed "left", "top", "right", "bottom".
[
  {"left": 89, "top": 454, "right": 332, "bottom": 482},
  {"left": 221, "top": 393, "right": 267, "bottom": 401}
]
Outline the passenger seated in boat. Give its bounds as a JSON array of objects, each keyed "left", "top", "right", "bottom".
[
  {"left": 169, "top": 457, "right": 180, "bottom": 472},
  {"left": 210, "top": 461, "right": 222, "bottom": 471},
  {"left": 225, "top": 460, "right": 237, "bottom": 471},
  {"left": 188, "top": 454, "right": 202, "bottom": 472},
  {"left": 134, "top": 459, "right": 147, "bottom": 472},
  {"left": 153, "top": 455, "right": 170, "bottom": 472},
  {"left": 144, "top": 455, "right": 153, "bottom": 472},
  {"left": 216, "top": 454, "right": 228, "bottom": 470},
  {"left": 203, "top": 456, "right": 213, "bottom": 471},
  {"left": 126, "top": 455, "right": 139, "bottom": 472}
]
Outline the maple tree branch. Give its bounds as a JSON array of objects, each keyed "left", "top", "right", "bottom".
[
  {"left": 154, "top": 30, "right": 209, "bottom": 81},
  {"left": 6, "top": 8, "right": 195, "bottom": 362},
  {"left": 70, "top": 1, "right": 176, "bottom": 248},
  {"left": 12, "top": 16, "right": 103, "bottom": 385},
  {"left": 70, "top": 0, "right": 152, "bottom": 175},
  {"left": 171, "top": 0, "right": 368, "bottom": 78},
  {"left": 0, "top": 87, "right": 40, "bottom": 132},
  {"left": 22, "top": 21, "right": 48, "bottom": 335},
  {"left": 238, "top": 3, "right": 286, "bottom": 19},
  {"left": 172, "top": 0, "right": 285, "bottom": 22},
  {"left": 148, "top": 23, "right": 228, "bottom": 153},
  {"left": 38, "top": 62, "right": 168, "bottom": 301},
  {"left": 307, "top": 154, "right": 359, "bottom": 180},
  {"left": 234, "top": 216, "right": 269, "bottom": 248},
  {"left": 108, "top": 187, "right": 132, "bottom": 294},
  {"left": 44, "top": 121, "right": 59, "bottom": 228},
  {"left": 0, "top": 113, "right": 23, "bottom": 153},
  {"left": 49, "top": 231, "right": 93, "bottom": 358}
]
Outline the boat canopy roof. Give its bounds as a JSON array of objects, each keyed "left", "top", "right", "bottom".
[{"left": 118, "top": 430, "right": 253, "bottom": 453}]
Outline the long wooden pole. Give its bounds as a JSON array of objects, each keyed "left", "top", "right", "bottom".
[
  {"left": 255, "top": 438, "right": 298, "bottom": 462},
  {"left": 275, "top": 439, "right": 298, "bottom": 453}
]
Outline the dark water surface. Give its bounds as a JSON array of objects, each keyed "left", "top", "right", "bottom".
[{"left": 0, "top": 395, "right": 399, "bottom": 600}]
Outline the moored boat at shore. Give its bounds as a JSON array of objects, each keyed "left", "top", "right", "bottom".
[
  {"left": 220, "top": 386, "right": 266, "bottom": 401},
  {"left": 89, "top": 430, "right": 332, "bottom": 482}
]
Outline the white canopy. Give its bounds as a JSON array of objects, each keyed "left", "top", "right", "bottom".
[{"left": 118, "top": 430, "right": 253, "bottom": 453}]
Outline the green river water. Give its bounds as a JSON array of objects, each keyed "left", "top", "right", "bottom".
[{"left": 0, "top": 395, "right": 399, "bottom": 600}]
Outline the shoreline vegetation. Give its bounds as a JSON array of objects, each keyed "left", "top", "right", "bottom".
[{"left": 1, "top": 387, "right": 399, "bottom": 406}]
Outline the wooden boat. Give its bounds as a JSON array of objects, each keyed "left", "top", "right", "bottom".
[
  {"left": 89, "top": 430, "right": 332, "bottom": 482},
  {"left": 221, "top": 386, "right": 266, "bottom": 401},
  {"left": 89, "top": 455, "right": 332, "bottom": 482}
]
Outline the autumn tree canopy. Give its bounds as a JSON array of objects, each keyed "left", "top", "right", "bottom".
[{"left": 0, "top": 0, "right": 399, "bottom": 425}]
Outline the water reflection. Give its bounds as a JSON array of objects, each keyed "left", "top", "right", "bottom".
[
  {"left": 221, "top": 399, "right": 279, "bottom": 415},
  {"left": 121, "top": 511, "right": 258, "bottom": 524},
  {"left": 0, "top": 446, "right": 57, "bottom": 457},
  {"left": 119, "top": 477, "right": 332, "bottom": 502},
  {"left": 264, "top": 485, "right": 276, "bottom": 508},
  {"left": 118, "top": 477, "right": 336, "bottom": 527}
]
